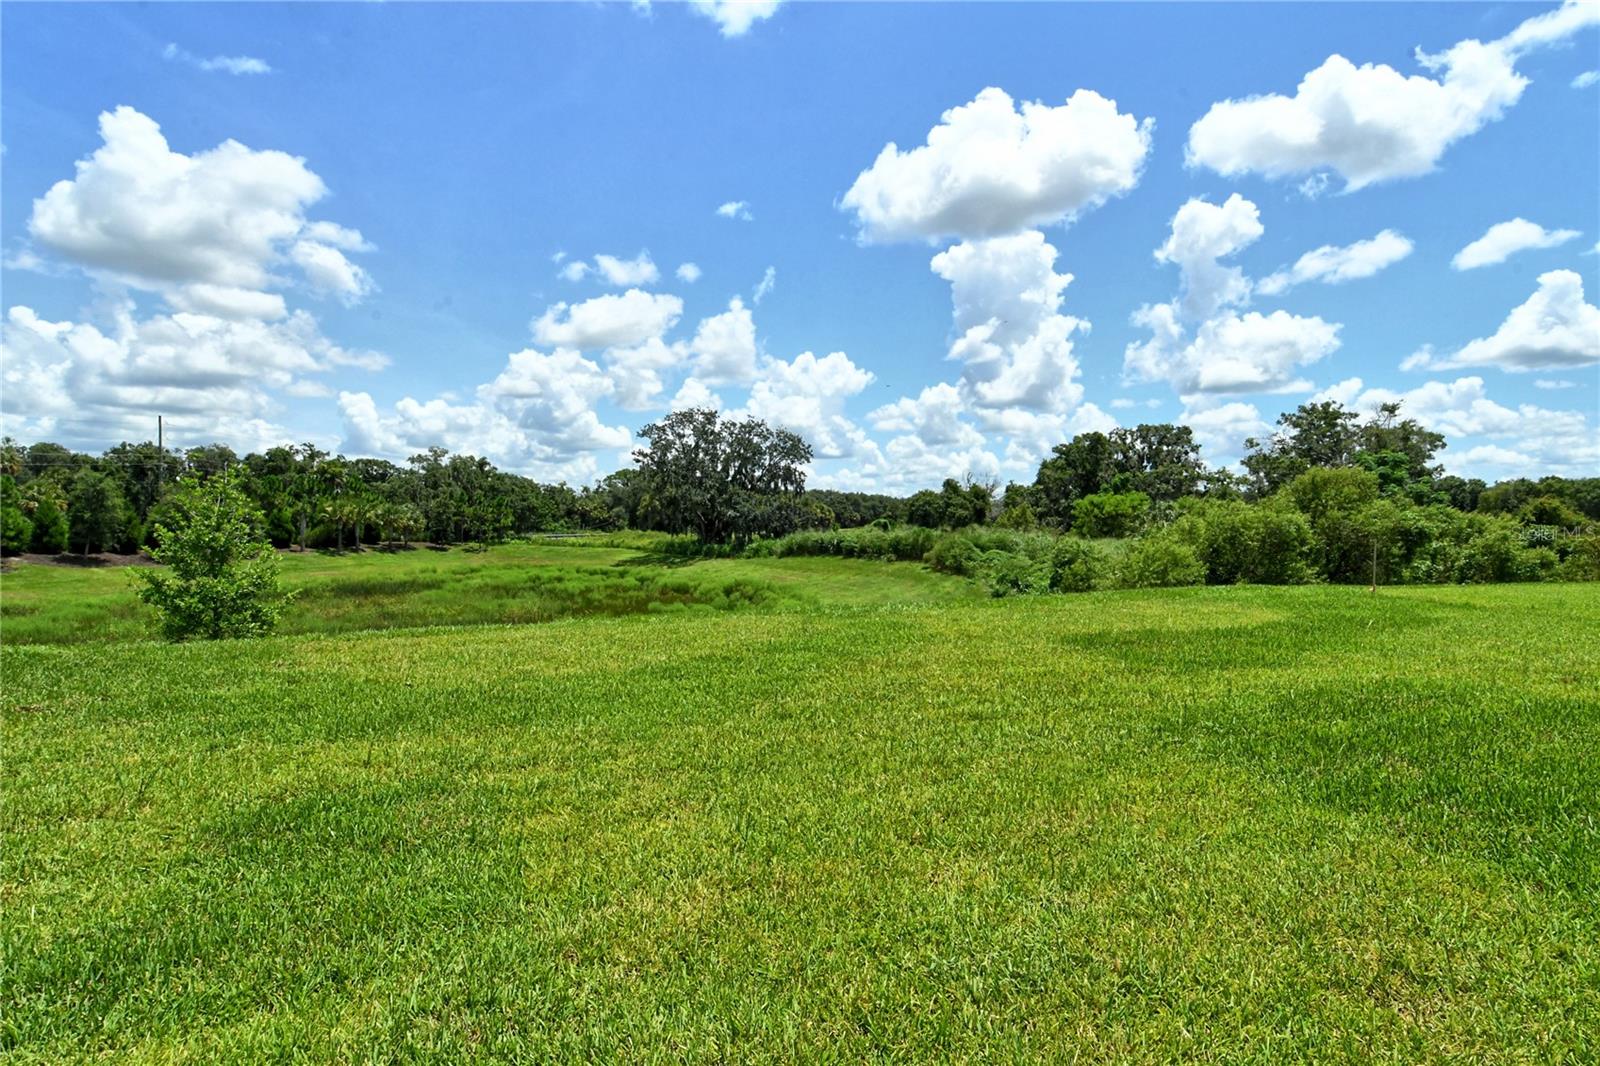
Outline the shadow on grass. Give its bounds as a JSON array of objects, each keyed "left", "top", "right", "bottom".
[{"left": 609, "top": 552, "right": 703, "bottom": 570}]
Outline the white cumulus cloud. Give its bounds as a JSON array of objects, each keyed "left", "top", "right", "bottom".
[
  {"left": 1257, "top": 229, "right": 1414, "bottom": 295},
  {"left": 1451, "top": 218, "right": 1582, "bottom": 270},
  {"left": 531, "top": 289, "right": 683, "bottom": 350},
  {"left": 26, "top": 106, "right": 374, "bottom": 314},
  {"left": 716, "top": 200, "right": 753, "bottom": 221},
  {"left": 688, "top": 0, "right": 782, "bottom": 37},
  {"left": 1124, "top": 195, "right": 1342, "bottom": 397},
  {"left": 1420, "top": 270, "right": 1600, "bottom": 371},
  {"left": 841, "top": 86, "right": 1153, "bottom": 243},
  {"left": 594, "top": 251, "right": 660, "bottom": 286},
  {"left": 930, "top": 229, "right": 1088, "bottom": 414},
  {"left": 1186, "top": 0, "right": 1600, "bottom": 191}
]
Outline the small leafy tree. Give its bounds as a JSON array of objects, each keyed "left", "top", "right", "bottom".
[
  {"left": 134, "top": 468, "right": 294, "bottom": 641},
  {"left": 67, "top": 469, "right": 127, "bottom": 555},
  {"left": 27, "top": 493, "right": 69, "bottom": 554}
]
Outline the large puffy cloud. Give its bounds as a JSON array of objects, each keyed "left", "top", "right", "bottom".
[
  {"left": 1257, "top": 229, "right": 1414, "bottom": 295},
  {"left": 869, "top": 383, "right": 983, "bottom": 448},
  {"left": 741, "top": 350, "right": 875, "bottom": 458},
  {"left": 1186, "top": 0, "right": 1600, "bottom": 191},
  {"left": 1124, "top": 195, "right": 1342, "bottom": 397},
  {"left": 844, "top": 228, "right": 1106, "bottom": 487},
  {"left": 685, "top": 296, "right": 759, "bottom": 384},
  {"left": 1313, "top": 374, "right": 1598, "bottom": 478},
  {"left": 26, "top": 106, "right": 374, "bottom": 310},
  {"left": 1, "top": 302, "right": 380, "bottom": 450},
  {"left": 5, "top": 107, "right": 386, "bottom": 454},
  {"left": 1416, "top": 270, "right": 1600, "bottom": 371},
  {"left": 1451, "top": 218, "right": 1582, "bottom": 270},
  {"left": 841, "top": 87, "right": 1153, "bottom": 242},
  {"left": 1137, "top": 310, "right": 1342, "bottom": 395},
  {"left": 1154, "top": 194, "right": 1263, "bottom": 318},
  {"left": 531, "top": 289, "right": 683, "bottom": 350},
  {"left": 930, "top": 230, "right": 1087, "bottom": 413}
]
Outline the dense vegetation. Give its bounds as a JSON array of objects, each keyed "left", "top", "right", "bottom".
[
  {"left": 0, "top": 539, "right": 979, "bottom": 646},
  {"left": 4, "top": 580, "right": 1595, "bottom": 1059},
  {"left": 3, "top": 399, "right": 1596, "bottom": 602}
]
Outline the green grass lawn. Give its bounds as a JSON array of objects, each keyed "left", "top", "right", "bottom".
[
  {"left": 0, "top": 540, "right": 980, "bottom": 645},
  {"left": 3, "top": 573, "right": 1597, "bottom": 1061}
]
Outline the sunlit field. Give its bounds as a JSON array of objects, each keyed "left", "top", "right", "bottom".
[
  {"left": 3, "top": 549, "right": 1596, "bottom": 1061},
  {"left": 0, "top": 538, "right": 981, "bottom": 645}
]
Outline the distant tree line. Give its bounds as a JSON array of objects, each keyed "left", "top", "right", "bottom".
[
  {"left": 0, "top": 438, "right": 617, "bottom": 555},
  {"left": 3, "top": 398, "right": 1597, "bottom": 575}
]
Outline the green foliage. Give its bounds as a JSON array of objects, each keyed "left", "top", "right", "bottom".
[
  {"left": 66, "top": 469, "right": 128, "bottom": 555},
  {"left": 1117, "top": 534, "right": 1206, "bottom": 588},
  {"left": 1048, "top": 537, "right": 1108, "bottom": 592},
  {"left": 1559, "top": 535, "right": 1600, "bottom": 582},
  {"left": 26, "top": 495, "right": 68, "bottom": 554},
  {"left": 1281, "top": 466, "right": 1382, "bottom": 582},
  {"left": 1244, "top": 400, "right": 1443, "bottom": 499},
  {"left": 924, "top": 533, "right": 981, "bottom": 576},
  {"left": 133, "top": 469, "right": 294, "bottom": 641},
  {"left": 993, "top": 498, "right": 1039, "bottom": 530},
  {"left": 1031, "top": 424, "right": 1206, "bottom": 525},
  {"left": 976, "top": 549, "right": 1050, "bottom": 597},
  {"left": 633, "top": 408, "right": 812, "bottom": 544},
  {"left": 1071, "top": 491, "right": 1150, "bottom": 538},
  {"left": 763, "top": 524, "right": 939, "bottom": 562},
  {"left": 1518, "top": 495, "right": 1587, "bottom": 530},
  {"left": 1, "top": 476, "right": 33, "bottom": 555},
  {"left": 1455, "top": 515, "right": 1551, "bottom": 584},
  {"left": 1169, "top": 500, "right": 1313, "bottom": 585},
  {"left": 906, "top": 478, "right": 992, "bottom": 529}
]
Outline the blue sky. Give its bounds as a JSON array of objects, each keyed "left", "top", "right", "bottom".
[{"left": 3, "top": 1, "right": 1597, "bottom": 491}]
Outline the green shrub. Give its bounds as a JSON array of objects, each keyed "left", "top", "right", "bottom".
[
  {"left": 26, "top": 495, "right": 69, "bottom": 554},
  {"left": 977, "top": 550, "right": 1050, "bottom": 597},
  {"left": 925, "top": 534, "right": 981, "bottom": 577},
  {"left": 994, "top": 501, "right": 1039, "bottom": 530},
  {"left": 1071, "top": 491, "right": 1150, "bottom": 538},
  {"left": 1518, "top": 495, "right": 1586, "bottom": 530},
  {"left": 1559, "top": 534, "right": 1600, "bottom": 581},
  {"left": 1118, "top": 534, "right": 1206, "bottom": 589},
  {"left": 1, "top": 503, "right": 32, "bottom": 558},
  {"left": 1280, "top": 466, "right": 1382, "bottom": 582},
  {"left": 133, "top": 468, "right": 296, "bottom": 641},
  {"left": 1049, "top": 538, "right": 1108, "bottom": 592},
  {"left": 1456, "top": 516, "right": 1542, "bottom": 583},
  {"left": 1171, "top": 500, "right": 1311, "bottom": 585},
  {"left": 764, "top": 524, "right": 937, "bottom": 562}
]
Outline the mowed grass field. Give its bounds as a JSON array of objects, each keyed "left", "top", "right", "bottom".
[
  {"left": 0, "top": 539, "right": 981, "bottom": 645},
  {"left": 2, "top": 545, "right": 1598, "bottom": 1061}
]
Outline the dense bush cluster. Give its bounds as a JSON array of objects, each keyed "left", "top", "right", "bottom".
[{"left": 752, "top": 458, "right": 1598, "bottom": 596}]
